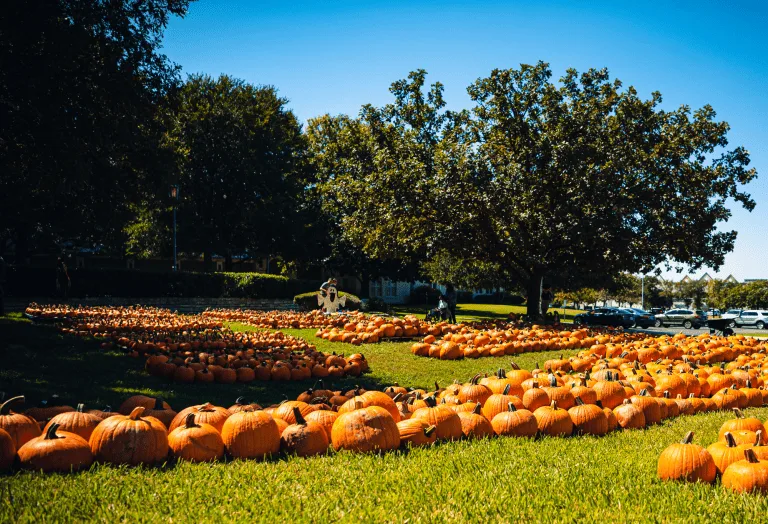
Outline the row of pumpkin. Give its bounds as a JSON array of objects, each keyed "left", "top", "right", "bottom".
[
  {"left": 3, "top": 358, "right": 768, "bottom": 473},
  {"left": 25, "top": 304, "right": 370, "bottom": 382},
  {"left": 658, "top": 425, "right": 768, "bottom": 493}
]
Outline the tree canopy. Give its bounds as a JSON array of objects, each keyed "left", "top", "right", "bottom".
[
  {"left": 0, "top": 0, "right": 193, "bottom": 261},
  {"left": 310, "top": 63, "right": 757, "bottom": 315}
]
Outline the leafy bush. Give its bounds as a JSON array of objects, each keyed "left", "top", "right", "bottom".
[
  {"left": 5, "top": 266, "right": 316, "bottom": 299},
  {"left": 410, "top": 285, "right": 441, "bottom": 304},
  {"left": 293, "top": 291, "right": 361, "bottom": 311},
  {"left": 363, "top": 297, "right": 389, "bottom": 313}
]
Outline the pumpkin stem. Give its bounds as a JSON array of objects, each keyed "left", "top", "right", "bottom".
[
  {"left": 44, "top": 422, "right": 62, "bottom": 440},
  {"left": 574, "top": 397, "right": 585, "bottom": 406},
  {"left": 425, "top": 396, "right": 437, "bottom": 408},
  {"left": 292, "top": 407, "right": 307, "bottom": 425},
  {"left": 663, "top": 391, "right": 670, "bottom": 399},
  {"left": 732, "top": 407, "right": 744, "bottom": 419},
  {"left": 424, "top": 425, "right": 437, "bottom": 438},
  {"left": 154, "top": 397, "right": 165, "bottom": 410},
  {"left": 509, "top": 361, "right": 521, "bottom": 370},
  {"left": 472, "top": 402, "right": 482, "bottom": 415},
  {"left": 76, "top": 403, "right": 85, "bottom": 412},
  {"left": 434, "top": 381, "right": 440, "bottom": 392},
  {"left": 129, "top": 406, "right": 146, "bottom": 420},
  {"left": 550, "top": 400, "right": 557, "bottom": 410},
  {"left": 744, "top": 448, "right": 760, "bottom": 464},
  {"left": 392, "top": 393, "right": 403, "bottom": 403},
  {"left": 503, "top": 384, "right": 511, "bottom": 395},
  {"left": 235, "top": 396, "right": 247, "bottom": 405},
  {"left": 755, "top": 430, "right": 764, "bottom": 447},
  {"left": 531, "top": 382, "right": 539, "bottom": 389},
  {"left": 497, "top": 368, "right": 506, "bottom": 379},
  {"left": 0, "top": 395, "right": 24, "bottom": 415},
  {"left": 184, "top": 412, "right": 198, "bottom": 428},
  {"left": 548, "top": 375, "right": 558, "bottom": 388},
  {"left": 507, "top": 402, "right": 517, "bottom": 412},
  {"left": 724, "top": 432, "right": 737, "bottom": 448},
  {"left": 639, "top": 389, "right": 650, "bottom": 397},
  {"left": 470, "top": 373, "right": 482, "bottom": 385},
  {"left": 680, "top": 431, "right": 694, "bottom": 444}
]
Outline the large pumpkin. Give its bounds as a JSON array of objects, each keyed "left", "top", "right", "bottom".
[
  {"left": 169, "top": 403, "right": 230, "bottom": 433},
  {"left": 410, "top": 397, "right": 462, "bottom": 441},
  {"left": 18, "top": 423, "right": 93, "bottom": 473},
  {"left": 43, "top": 403, "right": 101, "bottom": 442},
  {"left": 0, "top": 395, "right": 41, "bottom": 449},
  {"left": 168, "top": 413, "right": 224, "bottom": 463},
  {"left": 280, "top": 407, "right": 329, "bottom": 457},
  {"left": 221, "top": 410, "right": 280, "bottom": 460},
  {"left": 331, "top": 406, "right": 399, "bottom": 453},
  {"left": 657, "top": 431, "right": 715, "bottom": 483},
  {"left": 89, "top": 406, "right": 169, "bottom": 466},
  {"left": 0, "top": 428, "right": 15, "bottom": 471}
]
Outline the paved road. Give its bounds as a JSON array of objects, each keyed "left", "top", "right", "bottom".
[{"left": 627, "top": 325, "right": 768, "bottom": 338}]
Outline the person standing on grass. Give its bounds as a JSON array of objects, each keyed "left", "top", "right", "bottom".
[
  {"left": 56, "top": 257, "right": 70, "bottom": 300},
  {"left": 445, "top": 283, "right": 457, "bottom": 324},
  {"left": 541, "top": 284, "right": 553, "bottom": 316}
]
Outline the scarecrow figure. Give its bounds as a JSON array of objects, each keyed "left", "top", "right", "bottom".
[{"left": 318, "top": 278, "right": 346, "bottom": 313}]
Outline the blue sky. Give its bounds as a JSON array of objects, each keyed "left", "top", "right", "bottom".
[{"left": 162, "top": 0, "right": 768, "bottom": 281}]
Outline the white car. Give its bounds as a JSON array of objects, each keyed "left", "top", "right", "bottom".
[
  {"left": 721, "top": 309, "right": 742, "bottom": 320},
  {"left": 732, "top": 310, "right": 768, "bottom": 329}
]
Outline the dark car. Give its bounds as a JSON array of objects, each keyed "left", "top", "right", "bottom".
[
  {"left": 574, "top": 308, "right": 634, "bottom": 328},
  {"left": 653, "top": 309, "right": 706, "bottom": 329},
  {"left": 621, "top": 308, "right": 655, "bottom": 328}
]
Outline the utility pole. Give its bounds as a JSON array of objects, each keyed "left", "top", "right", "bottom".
[{"left": 170, "top": 185, "right": 179, "bottom": 271}]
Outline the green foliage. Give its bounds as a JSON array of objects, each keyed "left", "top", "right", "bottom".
[
  {"left": 0, "top": 0, "right": 192, "bottom": 259},
  {"left": 707, "top": 279, "right": 768, "bottom": 309},
  {"left": 293, "top": 291, "right": 361, "bottom": 311},
  {"left": 311, "top": 63, "right": 757, "bottom": 317},
  {"left": 6, "top": 266, "right": 313, "bottom": 299},
  {"left": 363, "top": 296, "right": 389, "bottom": 313},
  {"left": 410, "top": 285, "right": 441, "bottom": 304}
]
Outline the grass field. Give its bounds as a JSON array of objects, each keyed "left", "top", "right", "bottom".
[
  {"left": 394, "top": 302, "right": 584, "bottom": 323},
  {"left": 1, "top": 312, "right": 768, "bottom": 522}
]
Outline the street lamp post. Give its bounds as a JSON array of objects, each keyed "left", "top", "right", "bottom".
[
  {"left": 170, "top": 185, "right": 179, "bottom": 271},
  {"left": 641, "top": 275, "right": 645, "bottom": 310}
]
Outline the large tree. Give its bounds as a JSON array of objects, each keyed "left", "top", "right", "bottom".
[
  {"left": 313, "top": 63, "right": 757, "bottom": 316},
  {"left": 0, "top": 0, "right": 193, "bottom": 261},
  {"left": 161, "top": 74, "right": 311, "bottom": 270}
]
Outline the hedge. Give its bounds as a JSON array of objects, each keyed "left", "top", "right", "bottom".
[
  {"left": 5, "top": 266, "right": 317, "bottom": 299},
  {"left": 293, "top": 291, "right": 361, "bottom": 311}
]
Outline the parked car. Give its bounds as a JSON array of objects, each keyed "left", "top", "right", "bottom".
[
  {"left": 621, "top": 308, "right": 655, "bottom": 328},
  {"left": 653, "top": 309, "right": 706, "bottom": 329},
  {"left": 731, "top": 310, "right": 768, "bottom": 329},
  {"left": 721, "top": 309, "right": 743, "bottom": 320},
  {"left": 650, "top": 308, "right": 665, "bottom": 315},
  {"left": 574, "top": 308, "right": 634, "bottom": 328},
  {"left": 707, "top": 308, "right": 721, "bottom": 318}
]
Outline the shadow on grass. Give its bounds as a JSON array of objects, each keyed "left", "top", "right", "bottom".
[{"left": 0, "top": 314, "right": 392, "bottom": 410}]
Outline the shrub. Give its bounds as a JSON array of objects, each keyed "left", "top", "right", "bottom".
[
  {"left": 363, "top": 297, "right": 389, "bottom": 313},
  {"left": 5, "top": 266, "right": 316, "bottom": 299},
  {"left": 410, "top": 285, "right": 441, "bottom": 304},
  {"left": 293, "top": 291, "right": 361, "bottom": 311}
]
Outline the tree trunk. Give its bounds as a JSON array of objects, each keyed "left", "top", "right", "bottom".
[{"left": 525, "top": 274, "right": 543, "bottom": 318}]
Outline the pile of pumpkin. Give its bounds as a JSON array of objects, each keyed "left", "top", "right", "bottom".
[
  {"left": 315, "top": 315, "right": 434, "bottom": 345},
  {"left": 201, "top": 308, "right": 367, "bottom": 329},
  {"left": 3, "top": 357, "right": 768, "bottom": 474},
  {"left": 657, "top": 411, "right": 768, "bottom": 493},
  {"left": 411, "top": 326, "right": 646, "bottom": 359},
  {"left": 25, "top": 303, "right": 223, "bottom": 335}
]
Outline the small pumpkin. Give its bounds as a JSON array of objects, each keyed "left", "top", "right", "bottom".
[
  {"left": 144, "top": 398, "right": 177, "bottom": 429},
  {"left": 533, "top": 401, "right": 573, "bottom": 437},
  {"left": 718, "top": 408, "right": 766, "bottom": 444},
  {"left": 18, "top": 423, "right": 93, "bottom": 473},
  {"left": 567, "top": 397, "right": 608, "bottom": 436},
  {"left": 169, "top": 403, "right": 230, "bottom": 433},
  {"left": 707, "top": 432, "right": 752, "bottom": 475},
  {"left": 397, "top": 419, "right": 437, "bottom": 447},
  {"left": 456, "top": 403, "right": 494, "bottom": 440}
]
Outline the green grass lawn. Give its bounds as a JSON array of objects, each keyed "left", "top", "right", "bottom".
[
  {"left": 2, "top": 312, "right": 768, "bottom": 522},
  {"left": 394, "top": 302, "right": 584, "bottom": 323}
]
